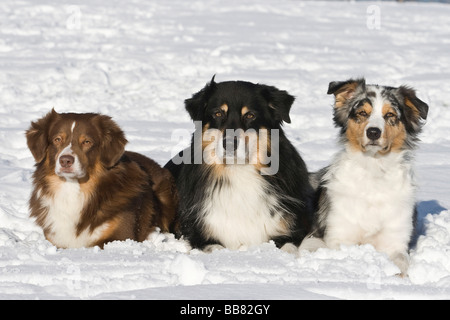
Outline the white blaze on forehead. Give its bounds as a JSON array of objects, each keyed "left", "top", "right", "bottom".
[
  {"left": 61, "top": 121, "right": 77, "bottom": 156},
  {"left": 367, "top": 87, "right": 385, "bottom": 130},
  {"left": 54, "top": 120, "right": 85, "bottom": 178}
]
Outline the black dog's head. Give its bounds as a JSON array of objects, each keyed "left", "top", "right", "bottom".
[
  {"left": 184, "top": 76, "right": 295, "bottom": 170},
  {"left": 186, "top": 76, "right": 294, "bottom": 128}
]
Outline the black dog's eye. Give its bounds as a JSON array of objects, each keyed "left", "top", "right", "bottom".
[
  {"left": 244, "top": 112, "right": 256, "bottom": 120},
  {"left": 212, "top": 110, "right": 223, "bottom": 119}
]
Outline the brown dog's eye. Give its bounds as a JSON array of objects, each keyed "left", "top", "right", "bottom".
[
  {"left": 54, "top": 137, "right": 62, "bottom": 144},
  {"left": 82, "top": 140, "right": 92, "bottom": 146}
]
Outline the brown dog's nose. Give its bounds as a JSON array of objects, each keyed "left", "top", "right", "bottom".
[{"left": 59, "top": 155, "right": 74, "bottom": 168}]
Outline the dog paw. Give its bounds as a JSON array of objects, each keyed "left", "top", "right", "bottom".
[
  {"left": 298, "top": 236, "right": 328, "bottom": 253},
  {"left": 280, "top": 243, "right": 299, "bottom": 256},
  {"left": 203, "top": 244, "right": 225, "bottom": 253},
  {"left": 390, "top": 251, "right": 410, "bottom": 277}
]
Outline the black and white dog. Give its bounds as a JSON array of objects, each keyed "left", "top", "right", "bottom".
[
  {"left": 303, "top": 78, "right": 428, "bottom": 275},
  {"left": 165, "top": 77, "right": 313, "bottom": 252}
]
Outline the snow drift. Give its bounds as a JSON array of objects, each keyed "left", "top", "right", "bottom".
[{"left": 0, "top": 0, "right": 449, "bottom": 299}]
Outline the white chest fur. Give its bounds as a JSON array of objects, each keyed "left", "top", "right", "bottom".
[
  {"left": 323, "top": 149, "right": 416, "bottom": 254},
  {"left": 202, "top": 165, "right": 287, "bottom": 249},
  {"left": 40, "top": 179, "right": 108, "bottom": 248}
]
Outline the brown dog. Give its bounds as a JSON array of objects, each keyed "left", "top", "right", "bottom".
[{"left": 26, "top": 109, "right": 178, "bottom": 248}]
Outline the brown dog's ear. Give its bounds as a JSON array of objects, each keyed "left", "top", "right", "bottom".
[
  {"left": 258, "top": 84, "right": 295, "bottom": 124},
  {"left": 327, "top": 78, "right": 366, "bottom": 108},
  {"left": 185, "top": 75, "right": 217, "bottom": 121},
  {"left": 95, "top": 115, "right": 127, "bottom": 168},
  {"left": 26, "top": 109, "right": 58, "bottom": 163}
]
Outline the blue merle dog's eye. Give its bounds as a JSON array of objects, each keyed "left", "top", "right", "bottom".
[
  {"left": 358, "top": 110, "right": 368, "bottom": 117},
  {"left": 385, "top": 112, "right": 395, "bottom": 118}
]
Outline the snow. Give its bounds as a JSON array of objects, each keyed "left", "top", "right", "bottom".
[{"left": 1, "top": 0, "right": 450, "bottom": 300}]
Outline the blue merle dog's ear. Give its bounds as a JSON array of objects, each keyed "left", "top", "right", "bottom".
[
  {"left": 259, "top": 84, "right": 295, "bottom": 124},
  {"left": 398, "top": 86, "right": 429, "bottom": 134},
  {"left": 327, "top": 78, "right": 366, "bottom": 109},
  {"left": 184, "top": 75, "right": 217, "bottom": 121},
  {"left": 398, "top": 86, "right": 429, "bottom": 120},
  {"left": 327, "top": 78, "right": 365, "bottom": 129}
]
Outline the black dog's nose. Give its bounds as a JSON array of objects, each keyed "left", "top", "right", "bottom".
[
  {"left": 223, "top": 136, "right": 239, "bottom": 152},
  {"left": 366, "top": 127, "right": 382, "bottom": 140},
  {"left": 59, "top": 155, "right": 74, "bottom": 168}
]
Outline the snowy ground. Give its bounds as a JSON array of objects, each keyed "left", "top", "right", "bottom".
[{"left": 1, "top": 0, "right": 450, "bottom": 300}]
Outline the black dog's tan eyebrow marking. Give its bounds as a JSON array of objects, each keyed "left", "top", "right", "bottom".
[
  {"left": 220, "top": 104, "right": 228, "bottom": 113},
  {"left": 241, "top": 106, "right": 249, "bottom": 116}
]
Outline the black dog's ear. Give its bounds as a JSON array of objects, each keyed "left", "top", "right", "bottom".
[
  {"left": 397, "top": 86, "right": 429, "bottom": 133},
  {"left": 185, "top": 75, "right": 217, "bottom": 121},
  {"left": 26, "top": 109, "right": 59, "bottom": 163},
  {"left": 259, "top": 85, "right": 295, "bottom": 124},
  {"left": 327, "top": 78, "right": 366, "bottom": 108}
]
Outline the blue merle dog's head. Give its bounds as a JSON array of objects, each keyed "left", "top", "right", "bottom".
[{"left": 327, "top": 78, "right": 429, "bottom": 155}]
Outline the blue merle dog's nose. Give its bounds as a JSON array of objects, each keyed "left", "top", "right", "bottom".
[{"left": 366, "top": 127, "right": 381, "bottom": 140}]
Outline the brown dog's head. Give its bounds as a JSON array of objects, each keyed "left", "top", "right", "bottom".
[{"left": 26, "top": 109, "right": 127, "bottom": 180}]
